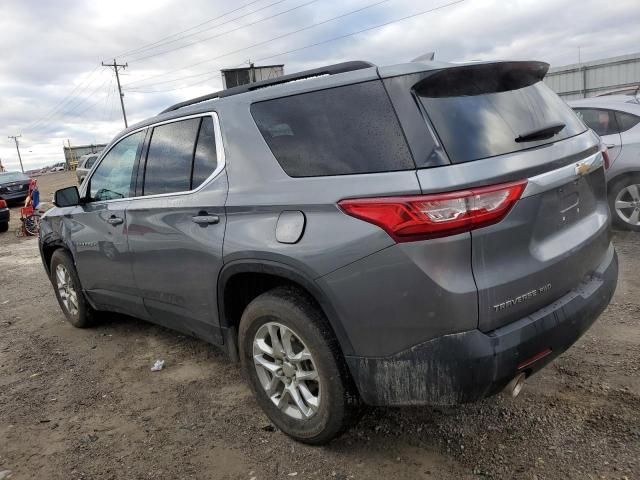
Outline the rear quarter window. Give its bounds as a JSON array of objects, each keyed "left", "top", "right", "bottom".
[{"left": 251, "top": 81, "right": 414, "bottom": 177}]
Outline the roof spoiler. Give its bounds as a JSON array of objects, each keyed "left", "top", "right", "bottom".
[
  {"left": 414, "top": 61, "right": 550, "bottom": 98},
  {"left": 159, "top": 60, "right": 376, "bottom": 114}
]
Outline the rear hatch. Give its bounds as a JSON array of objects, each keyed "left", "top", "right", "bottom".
[{"left": 399, "top": 61, "right": 611, "bottom": 332}]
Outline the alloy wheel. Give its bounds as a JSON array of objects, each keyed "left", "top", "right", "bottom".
[
  {"left": 253, "top": 322, "right": 320, "bottom": 420},
  {"left": 55, "top": 264, "right": 79, "bottom": 316},
  {"left": 615, "top": 184, "right": 640, "bottom": 226}
]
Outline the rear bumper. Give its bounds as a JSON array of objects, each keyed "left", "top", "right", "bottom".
[
  {"left": 346, "top": 244, "right": 618, "bottom": 406},
  {"left": 0, "top": 191, "right": 28, "bottom": 202},
  {"left": 0, "top": 208, "right": 9, "bottom": 223}
]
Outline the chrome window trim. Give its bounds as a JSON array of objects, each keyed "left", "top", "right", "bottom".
[
  {"left": 80, "top": 111, "right": 225, "bottom": 204},
  {"left": 521, "top": 151, "right": 603, "bottom": 198}
]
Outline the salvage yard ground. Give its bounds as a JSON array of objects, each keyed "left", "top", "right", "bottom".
[{"left": 0, "top": 171, "right": 639, "bottom": 479}]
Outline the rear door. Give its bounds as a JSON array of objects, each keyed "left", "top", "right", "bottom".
[
  {"left": 397, "top": 62, "right": 611, "bottom": 332},
  {"left": 126, "top": 114, "right": 228, "bottom": 344}
]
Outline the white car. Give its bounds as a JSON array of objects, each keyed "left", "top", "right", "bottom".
[
  {"left": 50, "top": 163, "right": 66, "bottom": 172},
  {"left": 570, "top": 94, "right": 640, "bottom": 230}
]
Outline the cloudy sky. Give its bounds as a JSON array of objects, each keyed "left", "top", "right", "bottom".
[{"left": 1, "top": 0, "right": 639, "bottom": 171}]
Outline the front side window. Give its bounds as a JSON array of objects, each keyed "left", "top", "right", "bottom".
[
  {"left": 143, "top": 118, "right": 200, "bottom": 195},
  {"left": 89, "top": 131, "right": 145, "bottom": 201},
  {"left": 574, "top": 109, "right": 619, "bottom": 136}
]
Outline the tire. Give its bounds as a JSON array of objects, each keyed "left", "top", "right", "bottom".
[
  {"left": 608, "top": 175, "right": 640, "bottom": 231},
  {"left": 0, "top": 222, "right": 8, "bottom": 233},
  {"left": 239, "top": 286, "right": 361, "bottom": 445},
  {"left": 50, "top": 249, "right": 96, "bottom": 328}
]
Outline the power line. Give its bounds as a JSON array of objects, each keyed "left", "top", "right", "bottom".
[
  {"left": 24, "top": 66, "right": 104, "bottom": 131},
  {"left": 126, "top": 74, "right": 225, "bottom": 94},
  {"left": 125, "top": 0, "right": 464, "bottom": 94},
  {"left": 129, "top": 0, "right": 321, "bottom": 63},
  {"left": 253, "top": 0, "right": 465, "bottom": 62},
  {"left": 123, "top": 0, "right": 393, "bottom": 88},
  {"left": 125, "top": 0, "right": 292, "bottom": 62},
  {"left": 33, "top": 76, "right": 113, "bottom": 129},
  {"left": 116, "top": 0, "right": 270, "bottom": 58}
]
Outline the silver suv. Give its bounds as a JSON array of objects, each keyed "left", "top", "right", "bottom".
[
  {"left": 39, "top": 60, "right": 618, "bottom": 444},
  {"left": 569, "top": 95, "right": 640, "bottom": 230}
]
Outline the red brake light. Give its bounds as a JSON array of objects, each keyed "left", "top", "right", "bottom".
[
  {"left": 338, "top": 180, "right": 527, "bottom": 242},
  {"left": 600, "top": 143, "right": 611, "bottom": 170},
  {"left": 0, "top": 200, "right": 6, "bottom": 209}
]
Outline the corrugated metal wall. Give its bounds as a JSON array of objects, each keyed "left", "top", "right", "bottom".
[{"left": 544, "top": 52, "right": 640, "bottom": 100}]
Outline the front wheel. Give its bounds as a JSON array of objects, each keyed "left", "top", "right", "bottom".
[
  {"left": 609, "top": 175, "right": 640, "bottom": 231},
  {"left": 239, "top": 287, "right": 361, "bottom": 445},
  {"left": 50, "top": 249, "right": 96, "bottom": 328}
]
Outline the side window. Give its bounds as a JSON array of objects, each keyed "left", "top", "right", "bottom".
[
  {"left": 89, "top": 131, "right": 145, "bottom": 201},
  {"left": 143, "top": 118, "right": 200, "bottom": 195},
  {"left": 250, "top": 81, "right": 414, "bottom": 177},
  {"left": 192, "top": 116, "right": 218, "bottom": 188},
  {"left": 615, "top": 111, "right": 640, "bottom": 133},
  {"left": 574, "top": 109, "right": 619, "bottom": 136},
  {"left": 85, "top": 156, "right": 98, "bottom": 169}
]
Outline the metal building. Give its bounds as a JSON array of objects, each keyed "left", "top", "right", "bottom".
[
  {"left": 63, "top": 143, "right": 107, "bottom": 169},
  {"left": 544, "top": 52, "right": 640, "bottom": 100},
  {"left": 221, "top": 64, "right": 284, "bottom": 89}
]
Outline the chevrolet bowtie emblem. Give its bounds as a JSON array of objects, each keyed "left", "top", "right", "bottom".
[{"left": 575, "top": 162, "right": 590, "bottom": 176}]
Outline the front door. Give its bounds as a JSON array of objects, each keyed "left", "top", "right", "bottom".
[
  {"left": 73, "top": 130, "right": 147, "bottom": 317},
  {"left": 126, "top": 114, "right": 227, "bottom": 343}
]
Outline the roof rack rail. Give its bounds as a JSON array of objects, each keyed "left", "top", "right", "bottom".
[{"left": 159, "top": 60, "right": 376, "bottom": 114}]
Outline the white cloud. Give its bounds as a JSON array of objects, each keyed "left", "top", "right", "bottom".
[{"left": 1, "top": 0, "right": 639, "bottom": 170}]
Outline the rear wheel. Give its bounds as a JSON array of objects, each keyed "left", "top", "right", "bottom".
[
  {"left": 0, "top": 222, "right": 8, "bottom": 233},
  {"left": 238, "top": 287, "right": 361, "bottom": 445},
  {"left": 608, "top": 175, "right": 640, "bottom": 231},
  {"left": 50, "top": 249, "right": 96, "bottom": 328}
]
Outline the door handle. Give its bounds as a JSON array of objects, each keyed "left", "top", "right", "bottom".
[
  {"left": 192, "top": 213, "right": 220, "bottom": 225},
  {"left": 606, "top": 144, "right": 616, "bottom": 149},
  {"left": 107, "top": 216, "right": 124, "bottom": 225}
]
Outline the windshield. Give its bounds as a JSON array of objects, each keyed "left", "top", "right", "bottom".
[{"left": 0, "top": 172, "right": 29, "bottom": 182}]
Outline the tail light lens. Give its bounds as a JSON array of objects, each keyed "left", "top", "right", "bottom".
[
  {"left": 338, "top": 180, "right": 527, "bottom": 242},
  {"left": 600, "top": 143, "right": 611, "bottom": 170},
  {"left": 0, "top": 200, "right": 6, "bottom": 209}
]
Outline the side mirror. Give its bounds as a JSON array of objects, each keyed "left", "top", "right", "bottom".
[{"left": 54, "top": 186, "right": 81, "bottom": 207}]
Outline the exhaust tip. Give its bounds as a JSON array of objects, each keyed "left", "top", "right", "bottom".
[{"left": 504, "top": 373, "right": 527, "bottom": 398}]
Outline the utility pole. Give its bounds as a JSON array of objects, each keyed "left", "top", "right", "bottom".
[
  {"left": 102, "top": 59, "right": 128, "bottom": 128},
  {"left": 8, "top": 135, "right": 24, "bottom": 173}
]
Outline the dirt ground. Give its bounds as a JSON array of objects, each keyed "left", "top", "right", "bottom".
[{"left": 0, "top": 171, "right": 638, "bottom": 480}]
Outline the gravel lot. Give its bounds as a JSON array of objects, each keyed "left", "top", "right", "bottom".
[{"left": 1, "top": 171, "right": 638, "bottom": 480}]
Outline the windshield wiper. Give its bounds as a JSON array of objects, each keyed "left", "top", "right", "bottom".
[{"left": 515, "top": 122, "right": 566, "bottom": 143}]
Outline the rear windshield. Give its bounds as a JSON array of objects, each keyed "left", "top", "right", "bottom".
[
  {"left": 251, "top": 80, "right": 414, "bottom": 177},
  {"left": 0, "top": 172, "right": 29, "bottom": 182},
  {"left": 416, "top": 67, "right": 587, "bottom": 164}
]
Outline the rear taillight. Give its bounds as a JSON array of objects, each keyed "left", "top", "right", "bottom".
[
  {"left": 600, "top": 143, "right": 611, "bottom": 170},
  {"left": 0, "top": 200, "right": 6, "bottom": 209},
  {"left": 338, "top": 180, "right": 527, "bottom": 242}
]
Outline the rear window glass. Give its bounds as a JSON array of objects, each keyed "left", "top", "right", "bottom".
[
  {"left": 574, "top": 108, "right": 618, "bottom": 136},
  {"left": 615, "top": 111, "right": 640, "bottom": 132},
  {"left": 417, "top": 75, "right": 586, "bottom": 164},
  {"left": 251, "top": 81, "right": 414, "bottom": 177}
]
